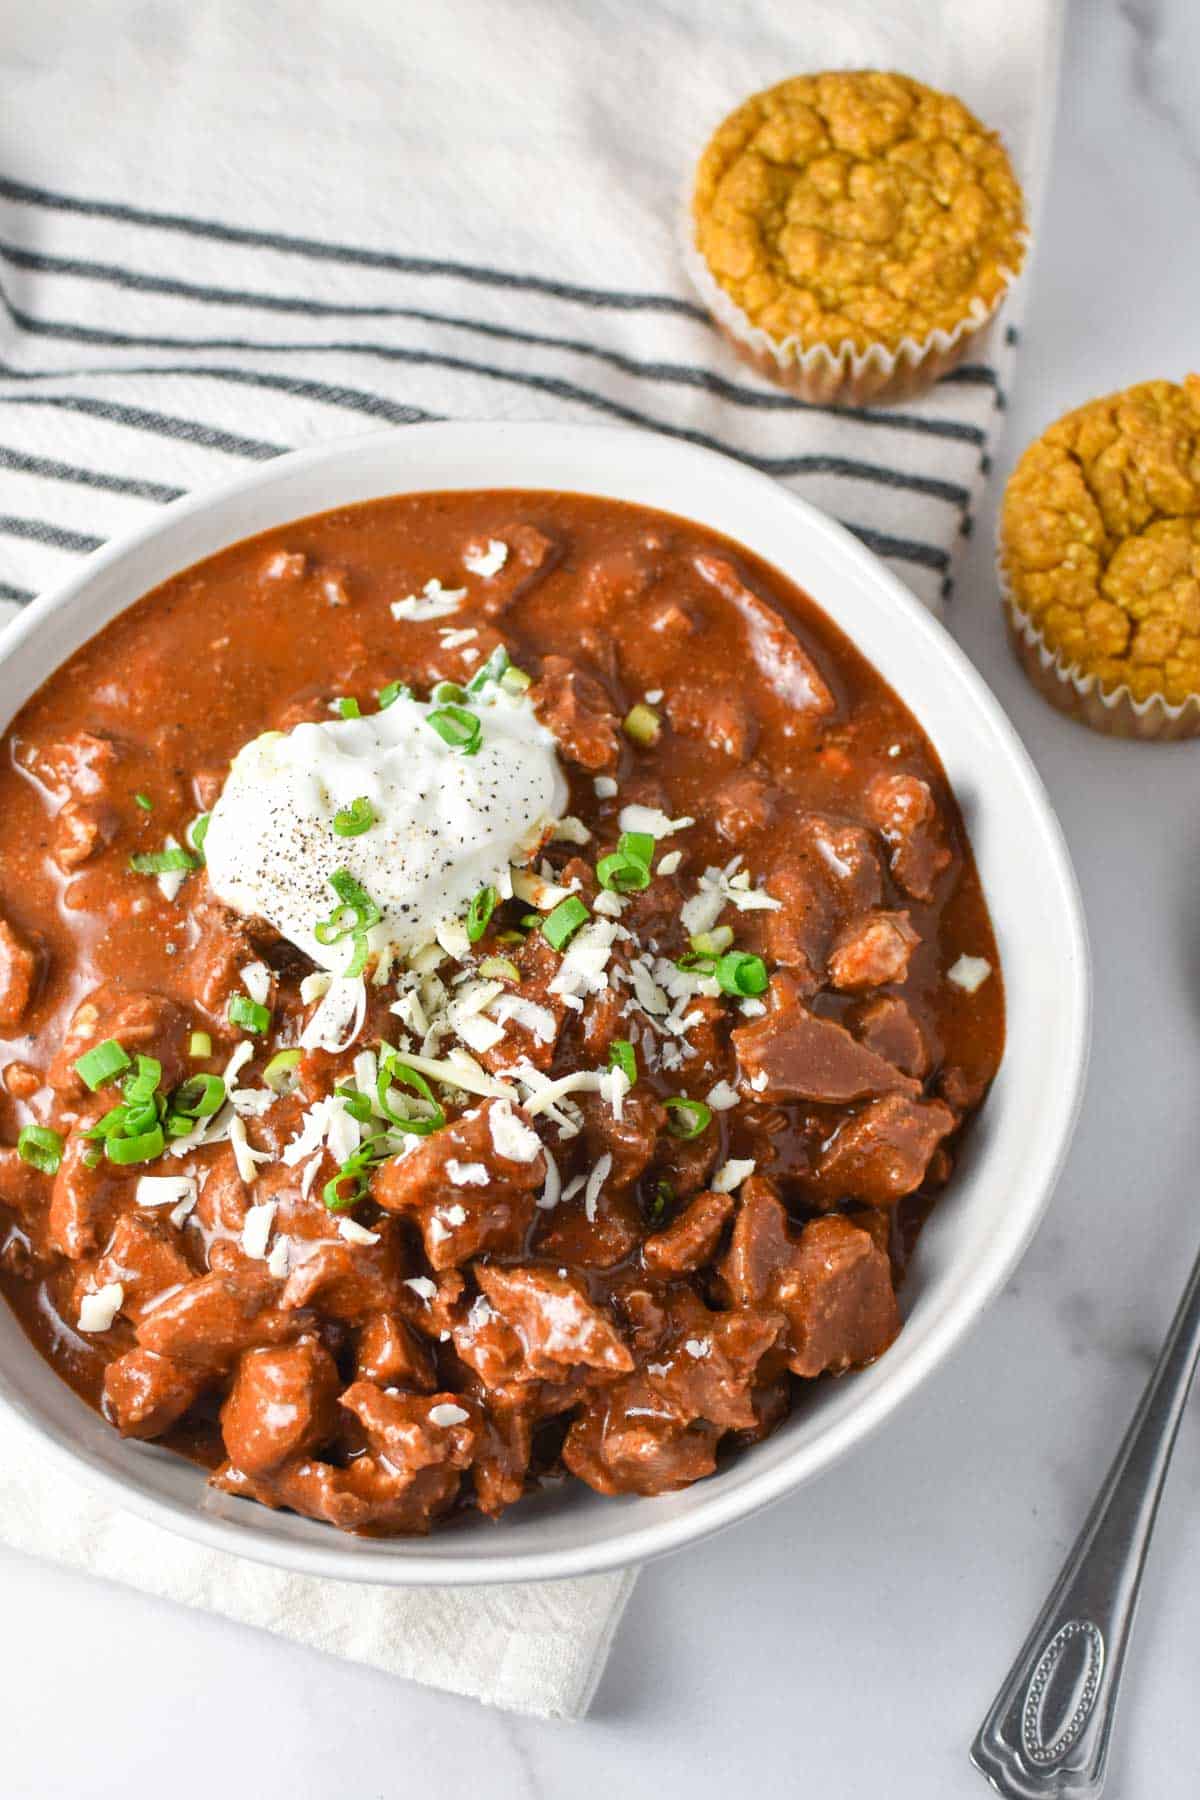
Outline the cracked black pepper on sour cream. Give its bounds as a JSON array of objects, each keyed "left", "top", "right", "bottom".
[{"left": 203, "top": 687, "right": 568, "bottom": 968}]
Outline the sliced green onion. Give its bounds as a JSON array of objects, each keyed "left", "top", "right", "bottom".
[
  {"left": 134, "top": 791, "right": 153, "bottom": 812},
  {"left": 495, "top": 929, "right": 527, "bottom": 945},
  {"left": 75, "top": 1039, "right": 132, "bottom": 1091},
  {"left": 188, "top": 813, "right": 211, "bottom": 862},
  {"left": 228, "top": 994, "right": 271, "bottom": 1035},
  {"left": 676, "top": 952, "right": 716, "bottom": 974},
  {"left": 314, "top": 869, "right": 383, "bottom": 945},
  {"left": 427, "top": 703, "right": 482, "bottom": 755},
  {"left": 715, "top": 951, "right": 769, "bottom": 997},
  {"left": 106, "top": 1125, "right": 166, "bottom": 1165},
  {"left": 87, "top": 1104, "right": 131, "bottom": 1141},
  {"left": 337, "top": 696, "right": 362, "bottom": 719},
  {"left": 431, "top": 679, "right": 469, "bottom": 706},
  {"left": 466, "top": 884, "right": 498, "bottom": 943},
  {"left": 333, "top": 796, "right": 375, "bottom": 838},
  {"left": 323, "top": 1168, "right": 367, "bottom": 1212},
  {"left": 500, "top": 665, "right": 531, "bottom": 695},
  {"left": 597, "top": 829, "right": 655, "bottom": 893},
  {"left": 542, "top": 895, "right": 589, "bottom": 950},
  {"left": 479, "top": 955, "right": 520, "bottom": 982},
  {"left": 323, "top": 1141, "right": 391, "bottom": 1212},
  {"left": 689, "top": 926, "right": 734, "bottom": 958},
  {"left": 607, "top": 1039, "right": 637, "bottom": 1085},
  {"left": 263, "top": 1049, "right": 302, "bottom": 1094},
  {"left": 129, "top": 846, "right": 198, "bottom": 876},
  {"left": 377, "top": 679, "right": 412, "bottom": 710},
  {"left": 123, "top": 1055, "right": 163, "bottom": 1108},
  {"left": 647, "top": 1178, "right": 674, "bottom": 1225},
  {"left": 17, "top": 1124, "right": 63, "bottom": 1175},
  {"left": 82, "top": 1145, "right": 103, "bottom": 1170},
  {"left": 622, "top": 702, "right": 661, "bottom": 746},
  {"left": 172, "top": 1073, "right": 226, "bottom": 1118},
  {"left": 334, "top": 1083, "right": 374, "bottom": 1124},
  {"left": 189, "top": 1031, "right": 212, "bottom": 1060},
  {"left": 466, "top": 645, "right": 510, "bottom": 693},
  {"left": 376, "top": 1056, "right": 446, "bottom": 1137},
  {"left": 664, "top": 1096, "right": 712, "bottom": 1140},
  {"left": 122, "top": 1098, "right": 160, "bottom": 1138}
]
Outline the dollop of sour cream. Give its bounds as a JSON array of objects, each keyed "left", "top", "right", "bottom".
[{"left": 205, "top": 688, "right": 567, "bottom": 969}]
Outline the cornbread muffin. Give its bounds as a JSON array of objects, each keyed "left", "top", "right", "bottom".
[
  {"left": 686, "top": 71, "right": 1028, "bottom": 404},
  {"left": 1001, "top": 376, "right": 1200, "bottom": 739}
]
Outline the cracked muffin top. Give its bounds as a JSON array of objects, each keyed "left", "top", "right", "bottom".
[
  {"left": 1001, "top": 376, "right": 1200, "bottom": 707},
  {"left": 690, "top": 71, "right": 1027, "bottom": 356}
]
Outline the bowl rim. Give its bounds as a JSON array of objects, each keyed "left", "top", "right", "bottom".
[{"left": 0, "top": 419, "right": 1090, "bottom": 1585}]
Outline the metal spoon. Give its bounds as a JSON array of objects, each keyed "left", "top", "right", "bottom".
[{"left": 971, "top": 1244, "right": 1200, "bottom": 1797}]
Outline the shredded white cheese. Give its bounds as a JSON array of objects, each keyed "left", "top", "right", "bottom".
[
  {"left": 446, "top": 1160, "right": 489, "bottom": 1187},
  {"left": 712, "top": 1158, "right": 756, "bottom": 1194},
  {"left": 338, "top": 1217, "right": 381, "bottom": 1246},
  {"left": 390, "top": 578, "right": 468, "bottom": 620},
  {"left": 78, "top": 1283, "right": 124, "bottom": 1333},
  {"left": 593, "top": 775, "right": 618, "bottom": 800},
  {"left": 463, "top": 539, "right": 508, "bottom": 578},
  {"left": 488, "top": 1100, "right": 543, "bottom": 1163},
  {"left": 136, "top": 1175, "right": 197, "bottom": 1209},
  {"left": 404, "top": 1276, "right": 438, "bottom": 1303},
  {"left": 583, "top": 1152, "right": 613, "bottom": 1223},
  {"left": 948, "top": 954, "right": 992, "bottom": 994},
  {"left": 241, "top": 1200, "right": 276, "bottom": 1259},
  {"left": 617, "top": 805, "right": 694, "bottom": 839},
  {"left": 239, "top": 961, "right": 272, "bottom": 1005},
  {"left": 429, "top": 1402, "right": 470, "bottom": 1427}
]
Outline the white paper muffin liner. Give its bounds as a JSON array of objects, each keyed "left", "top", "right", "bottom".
[
  {"left": 680, "top": 203, "right": 1027, "bottom": 407},
  {"left": 999, "top": 561, "right": 1200, "bottom": 741}
]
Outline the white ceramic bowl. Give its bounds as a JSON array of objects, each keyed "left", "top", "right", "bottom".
[{"left": 0, "top": 421, "right": 1089, "bottom": 1585}]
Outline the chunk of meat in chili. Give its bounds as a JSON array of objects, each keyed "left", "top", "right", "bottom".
[
  {"left": 136, "top": 1261, "right": 300, "bottom": 1372},
  {"left": 84, "top": 1212, "right": 195, "bottom": 1323},
  {"left": 733, "top": 974, "right": 921, "bottom": 1105},
  {"left": 828, "top": 911, "right": 920, "bottom": 992},
  {"left": 530, "top": 655, "right": 621, "bottom": 773},
  {"left": 642, "top": 1188, "right": 734, "bottom": 1277},
  {"left": 455, "top": 1264, "right": 633, "bottom": 1389},
  {"left": 692, "top": 552, "right": 835, "bottom": 719},
  {"left": 48, "top": 984, "right": 189, "bottom": 1099},
  {"left": 371, "top": 1099, "right": 544, "bottom": 1271},
  {"left": 0, "top": 1146, "right": 46, "bottom": 1225},
  {"left": 355, "top": 1310, "right": 437, "bottom": 1391},
  {"left": 563, "top": 1376, "right": 721, "bottom": 1497},
  {"left": 213, "top": 1448, "right": 461, "bottom": 1534},
  {"left": 865, "top": 771, "right": 952, "bottom": 902},
  {"left": 280, "top": 1230, "right": 407, "bottom": 1325},
  {"left": 0, "top": 914, "right": 38, "bottom": 1029},
  {"left": 807, "top": 1094, "right": 957, "bottom": 1206},
  {"left": 220, "top": 1337, "right": 340, "bottom": 1476},
  {"left": 341, "top": 1380, "right": 476, "bottom": 1475},
  {"left": 848, "top": 995, "right": 931, "bottom": 1079},
  {"left": 720, "top": 1180, "right": 899, "bottom": 1378},
  {"left": 753, "top": 817, "right": 883, "bottom": 989},
  {"left": 103, "top": 1348, "right": 205, "bottom": 1439},
  {"left": 47, "top": 1131, "right": 113, "bottom": 1261}
]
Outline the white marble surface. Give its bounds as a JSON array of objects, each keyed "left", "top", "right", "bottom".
[{"left": 4, "top": 1, "right": 1200, "bottom": 1793}]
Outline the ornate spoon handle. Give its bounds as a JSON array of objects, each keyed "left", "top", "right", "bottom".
[{"left": 971, "top": 1244, "right": 1200, "bottom": 1798}]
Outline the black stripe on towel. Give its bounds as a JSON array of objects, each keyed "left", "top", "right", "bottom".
[
  {"left": 0, "top": 175, "right": 707, "bottom": 318},
  {"left": 0, "top": 514, "right": 105, "bottom": 553},
  {"left": 0, "top": 239, "right": 987, "bottom": 447},
  {"left": 0, "top": 443, "right": 184, "bottom": 502}
]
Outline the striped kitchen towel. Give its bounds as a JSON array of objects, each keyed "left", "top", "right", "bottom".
[{"left": 0, "top": 0, "right": 1062, "bottom": 1720}]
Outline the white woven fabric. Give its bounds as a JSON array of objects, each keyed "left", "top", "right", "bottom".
[{"left": 0, "top": 0, "right": 1061, "bottom": 1721}]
